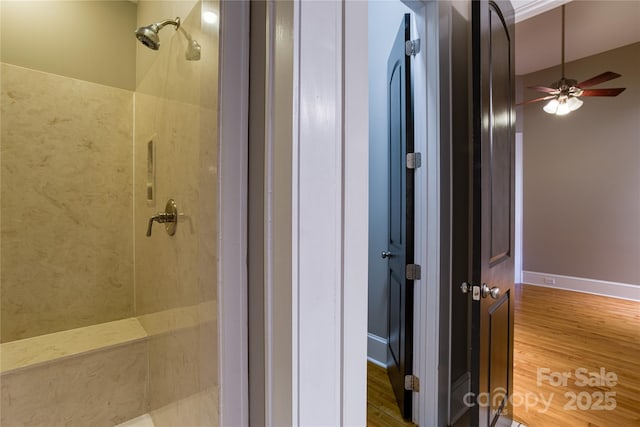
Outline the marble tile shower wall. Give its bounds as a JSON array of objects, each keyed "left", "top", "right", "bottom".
[
  {"left": 0, "top": 1, "right": 219, "bottom": 423},
  {"left": 133, "top": 2, "right": 219, "bottom": 424},
  {"left": 0, "top": 63, "right": 135, "bottom": 342}
]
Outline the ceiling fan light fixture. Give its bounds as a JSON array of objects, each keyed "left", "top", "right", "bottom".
[
  {"left": 567, "top": 96, "right": 583, "bottom": 112},
  {"left": 543, "top": 98, "right": 560, "bottom": 114},
  {"left": 555, "top": 100, "right": 571, "bottom": 116},
  {"left": 543, "top": 96, "right": 583, "bottom": 115}
]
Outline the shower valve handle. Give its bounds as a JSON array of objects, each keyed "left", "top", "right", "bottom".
[
  {"left": 146, "top": 199, "right": 178, "bottom": 237},
  {"left": 146, "top": 213, "right": 174, "bottom": 236}
]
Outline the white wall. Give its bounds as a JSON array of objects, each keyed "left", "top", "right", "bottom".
[{"left": 367, "top": 0, "right": 412, "bottom": 360}]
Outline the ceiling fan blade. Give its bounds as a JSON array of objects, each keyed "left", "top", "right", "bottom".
[
  {"left": 517, "top": 95, "right": 555, "bottom": 106},
  {"left": 577, "top": 71, "right": 621, "bottom": 88},
  {"left": 527, "top": 86, "right": 557, "bottom": 94},
  {"left": 580, "top": 88, "right": 626, "bottom": 97}
]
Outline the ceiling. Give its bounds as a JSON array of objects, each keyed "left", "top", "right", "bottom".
[{"left": 514, "top": 0, "right": 640, "bottom": 75}]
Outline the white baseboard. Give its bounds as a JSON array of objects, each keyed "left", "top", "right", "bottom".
[
  {"left": 522, "top": 271, "right": 640, "bottom": 302},
  {"left": 367, "top": 333, "right": 387, "bottom": 367}
]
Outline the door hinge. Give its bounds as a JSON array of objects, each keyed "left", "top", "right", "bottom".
[
  {"left": 406, "top": 264, "right": 421, "bottom": 281},
  {"left": 405, "top": 39, "right": 421, "bottom": 56},
  {"left": 404, "top": 374, "right": 420, "bottom": 392},
  {"left": 406, "top": 152, "right": 422, "bottom": 169}
]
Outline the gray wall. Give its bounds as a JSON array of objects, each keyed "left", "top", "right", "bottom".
[
  {"left": 368, "top": 0, "right": 411, "bottom": 341},
  {"left": 522, "top": 42, "right": 640, "bottom": 285}
]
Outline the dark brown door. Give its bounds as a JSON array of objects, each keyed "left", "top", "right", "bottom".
[
  {"left": 470, "top": 1, "right": 516, "bottom": 427},
  {"left": 385, "top": 13, "right": 415, "bottom": 420}
]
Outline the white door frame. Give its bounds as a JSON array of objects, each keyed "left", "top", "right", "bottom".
[
  {"left": 289, "top": 1, "right": 369, "bottom": 424},
  {"left": 285, "top": 0, "right": 444, "bottom": 424},
  {"left": 219, "top": 0, "right": 454, "bottom": 425},
  {"left": 218, "top": 1, "right": 249, "bottom": 425},
  {"left": 253, "top": 1, "right": 371, "bottom": 424},
  {"left": 242, "top": 1, "right": 370, "bottom": 424},
  {"left": 411, "top": 0, "right": 444, "bottom": 424}
]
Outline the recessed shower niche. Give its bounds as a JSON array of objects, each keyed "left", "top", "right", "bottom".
[{"left": 147, "top": 138, "right": 156, "bottom": 204}]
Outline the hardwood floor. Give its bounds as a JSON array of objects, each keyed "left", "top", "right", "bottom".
[
  {"left": 367, "top": 285, "right": 638, "bottom": 427},
  {"left": 513, "top": 284, "right": 640, "bottom": 427},
  {"left": 367, "top": 362, "right": 417, "bottom": 427}
]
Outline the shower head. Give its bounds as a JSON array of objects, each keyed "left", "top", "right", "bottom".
[
  {"left": 134, "top": 17, "right": 201, "bottom": 61},
  {"left": 135, "top": 26, "right": 160, "bottom": 50},
  {"left": 134, "top": 17, "right": 180, "bottom": 51},
  {"left": 179, "top": 27, "right": 202, "bottom": 61}
]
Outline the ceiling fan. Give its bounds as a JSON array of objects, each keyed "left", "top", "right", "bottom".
[{"left": 520, "top": 4, "right": 626, "bottom": 115}]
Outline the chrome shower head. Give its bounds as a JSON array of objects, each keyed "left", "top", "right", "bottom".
[
  {"left": 179, "top": 28, "right": 201, "bottom": 61},
  {"left": 185, "top": 39, "right": 201, "bottom": 61},
  {"left": 134, "top": 18, "right": 181, "bottom": 51},
  {"left": 134, "top": 17, "right": 201, "bottom": 61},
  {"left": 135, "top": 24, "right": 161, "bottom": 50}
]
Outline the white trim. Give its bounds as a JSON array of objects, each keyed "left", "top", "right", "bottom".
[
  {"left": 512, "top": 0, "right": 571, "bottom": 23},
  {"left": 264, "top": 2, "right": 295, "bottom": 425},
  {"left": 284, "top": 2, "right": 369, "bottom": 425},
  {"left": 295, "top": 0, "right": 346, "bottom": 421},
  {"left": 367, "top": 333, "right": 388, "bottom": 367},
  {"left": 515, "top": 133, "right": 523, "bottom": 284},
  {"left": 217, "top": 1, "right": 249, "bottom": 426},
  {"left": 342, "top": 2, "right": 370, "bottom": 426},
  {"left": 522, "top": 271, "right": 640, "bottom": 302},
  {"left": 415, "top": 1, "right": 443, "bottom": 426},
  {"left": 291, "top": 1, "right": 300, "bottom": 424},
  {"left": 292, "top": 1, "right": 369, "bottom": 425}
]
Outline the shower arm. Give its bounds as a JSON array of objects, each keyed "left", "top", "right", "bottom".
[
  {"left": 155, "top": 17, "right": 181, "bottom": 32},
  {"left": 178, "top": 26, "right": 193, "bottom": 43},
  {"left": 157, "top": 18, "right": 194, "bottom": 46}
]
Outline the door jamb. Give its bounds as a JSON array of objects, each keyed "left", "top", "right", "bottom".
[
  {"left": 253, "top": 1, "right": 370, "bottom": 424},
  {"left": 361, "top": 0, "right": 447, "bottom": 424},
  {"left": 405, "top": 1, "right": 468, "bottom": 425},
  {"left": 218, "top": 1, "right": 250, "bottom": 425},
  {"left": 366, "top": 2, "right": 442, "bottom": 424},
  {"left": 252, "top": 0, "right": 447, "bottom": 424}
]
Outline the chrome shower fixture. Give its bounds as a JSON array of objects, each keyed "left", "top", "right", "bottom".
[
  {"left": 135, "top": 17, "right": 201, "bottom": 61},
  {"left": 178, "top": 27, "right": 201, "bottom": 61}
]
